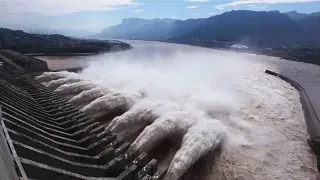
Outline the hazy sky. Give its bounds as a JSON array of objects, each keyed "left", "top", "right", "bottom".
[{"left": 0, "top": 0, "right": 320, "bottom": 32}]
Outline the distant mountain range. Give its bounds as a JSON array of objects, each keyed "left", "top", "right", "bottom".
[
  {"left": 285, "top": 11, "right": 320, "bottom": 21},
  {"left": 95, "top": 10, "right": 320, "bottom": 47},
  {"left": 96, "top": 18, "right": 177, "bottom": 40}
]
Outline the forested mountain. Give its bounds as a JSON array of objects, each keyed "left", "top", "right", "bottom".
[
  {"left": 95, "top": 10, "right": 320, "bottom": 48},
  {"left": 96, "top": 18, "right": 177, "bottom": 40},
  {"left": 95, "top": 18, "right": 207, "bottom": 40},
  {"left": 285, "top": 11, "right": 320, "bottom": 21},
  {"left": 180, "top": 10, "right": 304, "bottom": 46},
  {"left": 0, "top": 28, "right": 131, "bottom": 53}
]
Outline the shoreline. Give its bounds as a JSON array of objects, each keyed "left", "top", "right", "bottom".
[
  {"left": 26, "top": 45, "right": 133, "bottom": 57},
  {"left": 117, "top": 39, "right": 320, "bottom": 66}
]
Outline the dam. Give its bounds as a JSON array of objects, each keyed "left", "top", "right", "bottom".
[
  {"left": 1, "top": 40, "right": 319, "bottom": 180},
  {"left": 0, "top": 50, "right": 166, "bottom": 180}
]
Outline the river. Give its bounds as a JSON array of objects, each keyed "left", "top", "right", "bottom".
[{"left": 37, "top": 40, "right": 318, "bottom": 180}]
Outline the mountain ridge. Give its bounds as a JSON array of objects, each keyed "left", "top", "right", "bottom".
[
  {"left": 285, "top": 10, "right": 320, "bottom": 21},
  {"left": 0, "top": 28, "right": 131, "bottom": 54},
  {"left": 95, "top": 10, "right": 320, "bottom": 47},
  {"left": 181, "top": 10, "right": 304, "bottom": 46}
]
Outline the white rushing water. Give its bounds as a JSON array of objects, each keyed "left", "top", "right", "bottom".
[
  {"left": 35, "top": 71, "right": 76, "bottom": 82},
  {"left": 68, "top": 87, "right": 113, "bottom": 106},
  {"left": 106, "top": 100, "right": 180, "bottom": 134},
  {"left": 81, "top": 92, "right": 142, "bottom": 117},
  {"left": 47, "top": 76, "right": 84, "bottom": 89},
  {"left": 130, "top": 111, "right": 196, "bottom": 153},
  {"left": 54, "top": 81, "right": 97, "bottom": 95},
  {"left": 36, "top": 41, "right": 317, "bottom": 180}
]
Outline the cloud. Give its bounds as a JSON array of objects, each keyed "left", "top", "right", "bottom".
[
  {"left": 192, "top": 13, "right": 200, "bottom": 16},
  {"left": 133, "top": 9, "right": 143, "bottom": 12},
  {"left": 215, "top": 5, "right": 225, "bottom": 10},
  {"left": 187, "top": 6, "right": 199, "bottom": 9},
  {"left": 215, "top": 0, "right": 320, "bottom": 9},
  {"left": 207, "top": 12, "right": 216, "bottom": 15},
  {"left": 186, "top": 0, "right": 210, "bottom": 2},
  {"left": 0, "top": 0, "right": 138, "bottom": 15},
  {"left": 245, "top": 4, "right": 268, "bottom": 9}
]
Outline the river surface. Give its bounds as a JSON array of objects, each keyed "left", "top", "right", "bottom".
[{"left": 38, "top": 40, "right": 319, "bottom": 180}]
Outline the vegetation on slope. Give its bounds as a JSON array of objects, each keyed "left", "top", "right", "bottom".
[{"left": 0, "top": 28, "right": 132, "bottom": 54}]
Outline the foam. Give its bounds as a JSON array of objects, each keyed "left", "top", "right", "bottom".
[
  {"left": 129, "top": 111, "right": 195, "bottom": 153},
  {"left": 165, "top": 120, "right": 227, "bottom": 179},
  {"left": 54, "top": 81, "right": 97, "bottom": 95},
  {"left": 68, "top": 87, "right": 112, "bottom": 106},
  {"left": 34, "top": 71, "right": 76, "bottom": 82},
  {"left": 81, "top": 92, "right": 142, "bottom": 117},
  {"left": 106, "top": 100, "right": 180, "bottom": 134},
  {"left": 46, "top": 76, "right": 83, "bottom": 89}
]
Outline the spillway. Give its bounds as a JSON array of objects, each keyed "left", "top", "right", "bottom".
[
  {"left": 0, "top": 50, "right": 168, "bottom": 180},
  {"left": 1, "top": 41, "right": 317, "bottom": 180}
]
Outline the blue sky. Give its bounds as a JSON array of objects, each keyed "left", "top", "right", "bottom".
[{"left": 0, "top": 0, "right": 320, "bottom": 33}]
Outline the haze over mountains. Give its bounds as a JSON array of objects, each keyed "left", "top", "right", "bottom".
[
  {"left": 285, "top": 11, "right": 320, "bottom": 21},
  {"left": 0, "top": 22, "right": 97, "bottom": 38},
  {"left": 95, "top": 10, "right": 320, "bottom": 48}
]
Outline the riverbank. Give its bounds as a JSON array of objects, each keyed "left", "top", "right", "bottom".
[
  {"left": 162, "top": 39, "right": 320, "bottom": 65},
  {"left": 0, "top": 28, "right": 132, "bottom": 55}
]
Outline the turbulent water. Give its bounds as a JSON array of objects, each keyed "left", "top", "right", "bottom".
[
  {"left": 68, "top": 87, "right": 112, "bottom": 106},
  {"left": 36, "top": 40, "right": 317, "bottom": 180},
  {"left": 47, "top": 76, "right": 84, "bottom": 89}
]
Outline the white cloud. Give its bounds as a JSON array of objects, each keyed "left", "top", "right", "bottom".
[
  {"left": 0, "top": 0, "right": 138, "bottom": 15},
  {"left": 192, "top": 13, "right": 200, "bottom": 16},
  {"left": 186, "top": 0, "right": 210, "bottom": 2},
  {"left": 207, "top": 12, "right": 216, "bottom": 15},
  {"left": 246, "top": 4, "right": 259, "bottom": 7},
  {"left": 215, "top": 0, "right": 320, "bottom": 9},
  {"left": 215, "top": 5, "right": 225, "bottom": 10},
  {"left": 246, "top": 4, "right": 268, "bottom": 9},
  {"left": 187, "top": 6, "right": 199, "bottom": 9},
  {"left": 133, "top": 9, "right": 143, "bottom": 12}
]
